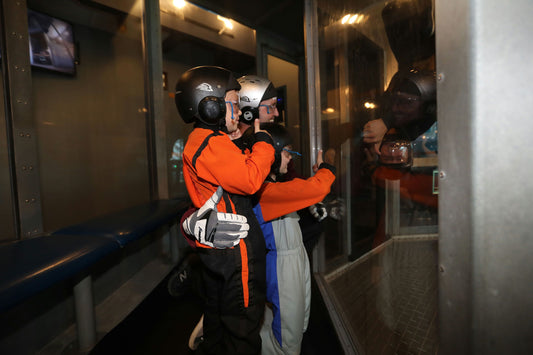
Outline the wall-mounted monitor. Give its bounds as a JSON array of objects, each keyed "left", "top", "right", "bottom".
[{"left": 28, "top": 9, "right": 76, "bottom": 75}]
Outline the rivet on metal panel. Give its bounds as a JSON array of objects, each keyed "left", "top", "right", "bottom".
[
  {"left": 19, "top": 132, "right": 25, "bottom": 137},
  {"left": 439, "top": 170, "right": 446, "bottom": 179},
  {"left": 26, "top": 133, "right": 31, "bottom": 138},
  {"left": 25, "top": 199, "right": 30, "bottom": 203},
  {"left": 22, "top": 166, "right": 27, "bottom": 170},
  {"left": 29, "top": 166, "right": 33, "bottom": 170},
  {"left": 439, "top": 265, "right": 445, "bottom": 273},
  {"left": 437, "top": 73, "right": 444, "bottom": 82}
]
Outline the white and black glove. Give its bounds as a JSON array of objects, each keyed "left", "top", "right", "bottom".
[
  {"left": 182, "top": 186, "right": 249, "bottom": 249},
  {"left": 309, "top": 202, "right": 328, "bottom": 222}
]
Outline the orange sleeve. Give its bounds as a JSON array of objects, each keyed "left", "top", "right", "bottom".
[
  {"left": 258, "top": 168, "right": 336, "bottom": 222},
  {"left": 194, "top": 136, "right": 274, "bottom": 194},
  {"left": 182, "top": 128, "right": 274, "bottom": 209}
]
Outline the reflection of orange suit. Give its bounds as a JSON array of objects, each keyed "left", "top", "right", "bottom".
[
  {"left": 372, "top": 166, "right": 437, "bottom": 248},
  {"left": 182, "top": 126, "right": 274, "bottom": 355},
  {"left": 373, "top": 166, "right": 437, "bottom": 209}
]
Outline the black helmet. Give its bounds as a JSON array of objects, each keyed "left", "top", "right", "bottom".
[
  {"left": 237, "top": 75, "right": 277, "bottom": 124},
  {"left": 175, "top": 66, "right": 241, "bottom": 126},
  {"left": 260, "top": 123, "right": 292, "bottom": 175}
]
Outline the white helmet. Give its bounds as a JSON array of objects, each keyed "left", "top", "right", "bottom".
[{"left": 237, "top": 75, "right": 277, "bottom": 124}]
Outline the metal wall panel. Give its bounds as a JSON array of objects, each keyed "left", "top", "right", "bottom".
[
  {"left": 2, "top": 0, "right": 43, "bottom": 238},
  {"left": 437, "top": 0, "right": 533, "bottom": 353}
]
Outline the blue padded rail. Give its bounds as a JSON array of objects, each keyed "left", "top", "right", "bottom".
[
  {"left": 0, "top": 234, "right": 118, "bottom": 313},
  {"left": 51, "top": 199, "right": 189, "bottom": 247}
]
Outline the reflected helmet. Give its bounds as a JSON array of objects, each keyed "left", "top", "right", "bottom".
[
  {"left": 238, "top": 75, "right": 277, "bottom": 124},
  {"left": 175, "top": 66, "right": 241, "bottom": 126},
  {"left": 260, "top": 122, "right": 292, "bottom": 175},
  {"left": 387, "top": 69, "right": 436, "bottom": 115},
  {"left": 388, "top": 69, "right": 436, "bottom": 101}
]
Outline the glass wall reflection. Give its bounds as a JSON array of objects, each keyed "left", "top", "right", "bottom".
[
  {"left": 29, "top": 0, "right": 150, "bottom": 232},
  {"left": 317, "top": 0, "right": 438, "bottom": 352}
]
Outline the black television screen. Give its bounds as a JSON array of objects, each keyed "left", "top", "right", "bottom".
[{"left": 28, "top": 9, "right": 76, "bottom": 75}]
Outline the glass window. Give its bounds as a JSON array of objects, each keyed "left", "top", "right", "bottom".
[
  {"left": 267, "top": 54, "right": 304, "bottom": 175},
  {"left": 0, "top": 49, "right": 16, "bottom": 243},
  {"left": 30, "top": 0, "right": 150, "bottom": 231},
  {"left": 316, "top": 0, "right": 438, "bottom": 352}
]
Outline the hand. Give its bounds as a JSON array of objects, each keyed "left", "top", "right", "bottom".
[
  {"left": 363, "top": 119, "right": 388, "bottom": 154},
  {"left": 312, "top": 149, "right": 323, "bottom": 173},
  {"left": 324, "top": 148, "right": 336, "bottom": 165},
  {"left": 254, "top": 119, "right": 270, "bottom": 137},
  {"left": 363, "top": 146, "right": 378, "bottom": 163},
  {"left": 182, "top": 186, "right": 249, "bottom": 249}
]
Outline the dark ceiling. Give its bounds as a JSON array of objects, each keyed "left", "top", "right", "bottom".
[{"left": 189, "top": 0, "right": 305, "bottom": 44}]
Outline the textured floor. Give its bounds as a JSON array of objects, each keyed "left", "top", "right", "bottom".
[{"left": 327, "top": 238, "right": 439, "bottom": 355}]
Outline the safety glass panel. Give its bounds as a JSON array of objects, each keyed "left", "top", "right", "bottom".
[{"left": 316, "top": 0, "right": 438, "bottom": 352}]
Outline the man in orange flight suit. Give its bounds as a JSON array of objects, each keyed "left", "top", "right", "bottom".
[{"left": 175, "top": 66, "right": 274, "bottom": 355}]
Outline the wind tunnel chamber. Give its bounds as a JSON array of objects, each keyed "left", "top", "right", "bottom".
[{"left": 311, "top": 0, "right": 439, "bottom": 353}]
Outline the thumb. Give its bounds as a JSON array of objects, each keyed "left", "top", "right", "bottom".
[
  {"left": 254, "top": 119, "right": 260, "bottom": 133},
  {"left": 373, "top": 143, "right": 381, "bottom": 155},
  {"left": 316, "top": 149, "right": 324, "bottom": 166},
  {"left": 205, "top": 186, "right": 223, "bottom": 210},
  {"left": 211, "top": 186, "right": 223, "bottom": 205}
]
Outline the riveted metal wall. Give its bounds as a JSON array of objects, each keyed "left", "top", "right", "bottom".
[
  {"left": 437, "top": 0, "right": 533, "bottom": 353},
  {"left": 142, "top": 0, "right": 167, "bottom": 200},
  {"left": 1, "top": 0, "right": 43, "bottom": 238}
]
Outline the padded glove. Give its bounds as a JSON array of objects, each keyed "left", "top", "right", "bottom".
[
  {"left": 182, "top": 186, "right": 249, "bottom": 248},
  {"left": 309, "top": 202, "right": 328, "bottom": 222}
]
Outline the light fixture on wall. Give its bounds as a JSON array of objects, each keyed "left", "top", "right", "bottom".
[
  {"left": 217, "top": 15, "right": 233, "bottom": 35},
  {"left": 173, "top": 0, "right": 186, "bottom": 9}
]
